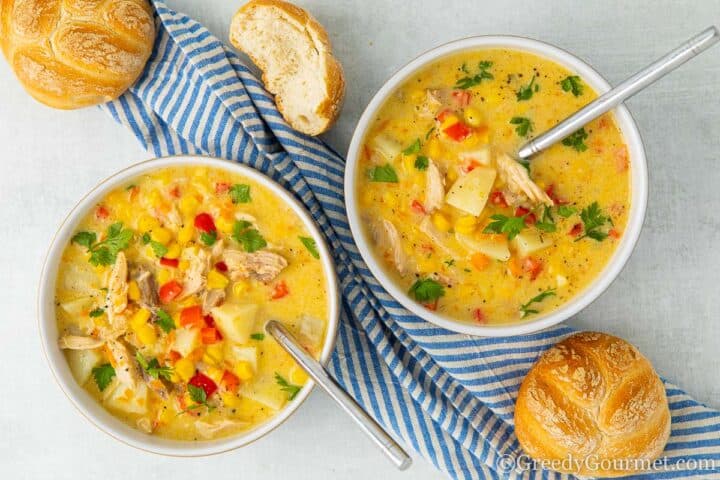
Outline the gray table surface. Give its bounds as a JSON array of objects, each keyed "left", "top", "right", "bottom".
[{"left": 1, "top": 1, "right": 719, "bottom": 479}]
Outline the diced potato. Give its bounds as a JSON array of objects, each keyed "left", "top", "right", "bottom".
[
  {"left": 172, "top": 328, "right": 200, "bottom": 357},
  {"left": 59, "top": 297, "right": 94, "bottom": 317},
  {"left": 104, "top": 382, "right": 148, "bottom": 415},
  {"left": 370, "top": 133, "right": 402, "bottom": 161},
  {"left": 512, "top": 230, "right": 551, "bottom": 257},
  {"left": 211, "top": 303, "right": 258, "bottom": 345},
  {"left": 445, "top": 166, "right": 496, "bottom": 216},
  {"left": 66, "top": 348, "right": 102, "bottom": 385},
  {"left": 456, "top": 232, "right": 510, "bottom": 261},
  {"left": 240, "top": 373, "right": 287, "bottom": 411},
  {"left": 459, "top": 147, "right": 491, "bottom": 166},
  {"left": 298, "top": 314, "right": 324, "bottom": 350},
  {"left": 225, "top": 345, "right": 258, "bottom": 371}
]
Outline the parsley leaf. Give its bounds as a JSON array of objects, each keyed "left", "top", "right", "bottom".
[
  {"left": 232, "top": 221, "right": 267, "bottom": 252},
  {"left": 408, "top": 278, "right": 445, "bottom": 303},
  {"left": 136, "top": 352, "right": 174, "bottom": 381},
  {"left": 510, "top": 117, "right": 533, "bottom": 137},
  {"left": 414, "top": 155, "right": 429, "bottom": 171},
  {"left": 560, "top": 75, "right": 584, "bottom": 97},
  {"left": 155, "top": 309, "right": 175, "bottom": 333},
  {"left": 402, "top": 138, "right": 421, "bottom": 155},
  {"left": 275, "top": 373, "right": 301, "bottom": 400},
  {"left": 483, "top": 214, "right": 526, "bottom": 240},
  {"left": 250, "top": 333, "right": 265, "bottom": 341},
  {"left": 92, "top": 363, "right": 116, "bottom": 392},
  {"left": 187, "top": 384, "right": 213, "bottom": 410},
  {"left": 557, "top": 205, "right": 577, "bottom": 218},
  {"left": 150, "top": 240, "right": 168, "bottom": 258},
  {"left": 368, "top": 164, "right": 399, "bottom": 183},
  {"left": 299, "top": 236, "right": 320, "bottom": 259},
  {"left": 535, "top": 206, "right": 557, "bottom": 233},
  {"left": 562, "top": 128, "right": 589, "bottom": 152},
  {"left": 520, "top": 289, "right": 556, "bottom": 318},
  {"left": 455, "top": 60, "right": 494, "bottom": 89},
  {"left": 516, "top": 74, "right": 538, "bottom": 101},
  {"left": 229, "top": 184, "right": 251, "bottom": 203},
  {"left": 577, "top": 202, "right": 610, "bottom": 241},
  {"left": 71, "top": 231, "right": 96, "bottom": 250},
  {"left": 89, "top": 307, "right": 105, "bottom": 318},
  {"left": 200, "top": 230, "right": 217, "bottom": 246}
]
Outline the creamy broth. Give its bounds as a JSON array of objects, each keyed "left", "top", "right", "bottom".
[
  {"left": 356, "top": 49, "right": 630, "bottom": 325},
  {"left": 55, "top": 166, "right": 327, "bottom": 440}
]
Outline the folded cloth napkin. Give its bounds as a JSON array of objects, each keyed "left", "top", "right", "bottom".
[{"left": 102, "top": 2, "right": 720, "bottom": 478}]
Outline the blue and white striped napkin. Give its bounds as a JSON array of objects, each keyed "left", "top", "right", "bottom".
[{"left": 103, "top": 2, "right": 720, "bottom": 478}]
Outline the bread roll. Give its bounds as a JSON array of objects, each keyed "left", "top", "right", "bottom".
[
  {"left": 1, "top": 0, "right": 155, "bottom": 109},
  {"left": 514, "top": 331, "right": 670, "bottom": 477},
  {"left": 229, "top": 0, "right": 345, "bottom": 136}
]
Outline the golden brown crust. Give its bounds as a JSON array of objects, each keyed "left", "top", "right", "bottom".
[
  {"left": 514, "top": 332, "right": 670, "bottom": 477},
  {"left": 229, "top": 0, "right": 345, "bottom": 136},
  {"left": 1, "top": 0, "right": 154, "bottom": 109}
]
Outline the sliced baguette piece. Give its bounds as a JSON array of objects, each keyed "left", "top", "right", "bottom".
[{"left": 229, "top": 0, "right": 345, "bottom": 136}]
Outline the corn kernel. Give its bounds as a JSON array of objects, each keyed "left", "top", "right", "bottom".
[
  {"left": 178, "top": 195, "right": 199, "bottom": 217},
  {"left": 165, "top": 243, "right": 181, "bottom": 259},
  {"left": 220, "top": 392, "right": 242, "bottom": 408},
  {"left": 440, "top": 114, "right": 459, "bottom": 130},
  {"left": 202, "top": 353, "right": 218, "bottom": 366},
  {"left": 157, "top": 403, "right": 174, "bottom": 423},
  {"left": 215, "top": 215, "right": 234, "bottom": 234},
  {"left": 148, "top": 190, "right": 163, "bottom": 208},
  {"left": 207, "top": 269, "right": 229, "bottom": 290},
  {"left": 232, "top": 280, "right": 249, "bottom": 297},
  {"left": 127, "top": 281, "right": 140, "bottom": 301},
  {"left": 402, "top": 154, "right": 416, "bottom": 173},
  {"left": 471, "top": 252, "right": 491, "bottom": 271},
  {"left": 427, "top": 138, "right": 442, "bottom": 158},
  {"left": 233, "top": 361, "right": 254, "bottom": 381},
  {"left": 206, "top": 366, "right": 224, "bottom": 384},
  {"left": 205, "top": 343, "right": 224, "bottom": 364},
  {"left": 289, "top": 366, "right": 308, "bottom": 385},
  {"left": 135, "top": 323, "right": 157, "bottom": 346},
  {"left": 382, "top": 191, "right": 398, "bottom": 208},
  {"left": 151, "top": 227, "right": 172, "bottom": 245},
  {"left": 464, "top": 107, "right": 483, "bottom": 127},
  {"left": 455, "top": 216, "right": 478, "bottom": 235},
  {"left": 130, "top": 308, "right": 151, "bottom": 329},
  {"left": 157, "top": 268, "right": 171, "bottom": 285},
  {"left": 178, "top": 260, "right": 190, "bottom": 271},
  {"left": 175, "top": 358, "right": 195, "bottom": 382},
  {"left": 432, "top": 212, "right": 451, "bottom": 232},
  {"left": 177, "top": 223, "right": 194, "bottom": 245},
  {"left": 409, "top": 88, "right": 425, "bottom": 103}
]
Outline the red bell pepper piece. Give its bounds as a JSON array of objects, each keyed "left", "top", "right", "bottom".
[
  {"left": 159, "top": 280, "right": 183, "bottom": 304},
  {"left": 522, "top": 257, "right": 543, "bottom": 281},
  {"left": 411, "top": 200, "right": 426, "bottom": 214},
  {"left": 451, "top": 90, "right": 471, "bottom": 107},
  {"left": 193, "top": 213, "right": 216, "bottom": 233},
  {"left": 179, "top": 305, "right": 204, "bottom": 328},
  {"left": 160, "top": 257, "right": 179, "bottom": 268},
  {"left": 473, "top": 308, "right": 487, "bottom": 324},
  {"left": 271, "top": 280, "right": 289, "bottom": 300},
  {"left": 443, "top": 122, "right": 472, "bottom": 142},
  {"left": 214, "top": 261, "right": 228, "bottom": 272},
  {"left": 220, "top": 370, "right": 240, "bottom": 393},
  {"left": 96, "top": 205, "right": 109, "bottom": 219},
  {"left": 201, "top": 327, "right": 222, "bottom": 344},
  {"left": 188, "top": 372, "right": 217, "bottom": 398},
  {"left": 215, "top": 182, "right": 230, "bottom": 194},
  {"left": 490, "top": 191, "right": 508, "bottom": 208},
  {"left": 569, "top": 223, "right": 583, "bottom": 237}
]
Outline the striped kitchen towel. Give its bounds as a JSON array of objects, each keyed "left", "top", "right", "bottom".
[{"left": 102, "top": 2, "right": 720, "bottom": 478}]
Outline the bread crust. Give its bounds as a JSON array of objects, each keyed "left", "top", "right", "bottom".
[
  {"left": 229, "top": 0, "right": 345, "bottom": 136},
  {"left": 1, "top": 0, "right": 155, "bottom": 109},
  {"left": 514, "top": 331, "right": 670, "bottom": 477}
]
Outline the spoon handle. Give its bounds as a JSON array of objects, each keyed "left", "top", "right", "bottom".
[
  {"left": 266, "top": 320, "right": 412, "bottom": 470},
  {"left": 518, "top": 26, "right": 720, "bottom": 159}
]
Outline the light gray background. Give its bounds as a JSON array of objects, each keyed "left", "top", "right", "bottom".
[{"left": 1, "top": 1, "right": 719, "bottom": 479}]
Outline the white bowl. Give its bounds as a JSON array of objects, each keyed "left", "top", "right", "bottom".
[
  {"left": 38, "top": 155, "right": 340, "bottom": 456},
  {"left": 345, "top": 36, "right": 648, "bottom": 337}
]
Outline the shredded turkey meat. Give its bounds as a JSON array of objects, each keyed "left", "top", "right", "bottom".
[
  {"left": 58, "top": 335, "right": 105, "bottom": 350},
  {"left": 222, "top": 249, "right": 288, "bottom": 283},
  {"left": 373, "top": 219, "right": 408, "bottom": 276},
  {"left": 105, "top": 252, "right": 128, "bottom": 326},
  {"left": 180, "top": 248, "right": 210, "bottom": 299},
  {"left": 424, "top": 159, "right": 445, "bottom": 212},
  {"left": 495, "top": 153, "right": 553, "bottom": 206},
  {"left": 106, "top": 339, "right": 142, "bottom": 388}
]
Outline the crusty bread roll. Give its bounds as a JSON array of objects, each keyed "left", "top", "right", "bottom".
[
  {"left": 229, "top": 0, "right": 345, "bottom": 136},
  {"left": 514, "top": 332, "right": 670, "bottom": 477},
  {"left": 0, "top": 0, "right": 155, "bottom": 109}
]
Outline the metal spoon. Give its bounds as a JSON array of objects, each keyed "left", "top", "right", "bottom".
[
  {"left": 266, "top": 320, "right": 412, "bottom": 470},
  {"left": 518, "top": 26, "right": 719, "bottom": 159}
]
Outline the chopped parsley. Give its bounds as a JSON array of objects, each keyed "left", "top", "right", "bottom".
[
  {"left": 402, "top": 138, "right": 421, "bottom": 155},
  {"left": 414, "top": 155, "right": 429, "bottom": 171},
  {"left": 141, "top": 232, "right": 151, "bottom": 244},
  {"left": 150, "top": 240, "right": 168, "bottom": 258},
  {"left": 562, "top": 127, "right": 588, "bottom": 152},
  {"left": 560, "top": 75, "right": 584, "bottom": 97},
  {"left": 455, "top": 60, "right": 494, "bottom": 89},
  {"left": 232, "top": 220, "right": 267, "bottom": 252},
  {"left": 577, "top": 202, "right": 610, "bottom": 241},
  {"left": 155, "top": 309, "right": 175, "bottom": 333},
  {"left": 444, "top": 259, "right": 455, "bottom": 267},
  {"left": 510, "top": 117, "right": 533, "bottom": 137},
  {"left": 88, "top": 307, "right": 105, "bottom": 318},
  {"left": 200, "top": 230, "right": 217, "bottom": 246},
  {"left": 275, "top": 373, "right": 301, "bottom": 400},
  {"left": 299, "top": 236, "right": 320, "bottom": 259},
  {"left": 408, "top": 278, "right": 445, "bottom": 303},
  {"left": 91, "top": 363, "right": 116, "bottom": 392},
  {"left": 516, "top": 74, "right": 538, "bottom": 101},
  {"left": 425, "top": 127, "right": 435, "bottom": 140},
  {"left": 368, "top": 164, "right": 399, "bottom": 183},
  {"left": 250, "top": 333, "right": 265, "bottom": 341},
  {"left": 187, "top": 384, "right": 214, "bottom": 411},
  {"left": 557, "top": 205, "right": 577, "bottom": 218},
  {"left": 535, "top": 206, "right": 557, "bottom": 233},
  {"left": 72, "top": 222, "right": 133, "bottom": 266},
  {"left": 135, "top": 352, "right": 174, "bottom": 381},
  {"left": 483, "top": 214, "right": 526, "bottom": 240},
  {"left": 229, "top": 184, "right": 251, "bottom": 203},
  {"left": 520, "top": 289, "right": 556, "bottom": 318}
]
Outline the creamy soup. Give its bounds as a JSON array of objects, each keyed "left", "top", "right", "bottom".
[
  {"left": 55, "top": 166, "right": 328, "bottom": 440},
  {"left": 356, "top": 49, "right": 630, "bottom": 325}
]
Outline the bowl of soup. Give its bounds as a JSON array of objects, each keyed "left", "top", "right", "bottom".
[
  {"left": 38, "top": 156, "right": 339, "bottom": 455},
  {"left": 345, "top": 36, "right": 648, "bottom": 336}
]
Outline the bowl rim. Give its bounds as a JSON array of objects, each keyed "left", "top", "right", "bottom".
[
  {"left": 38, "top": 155, "right": 341, "bottom": 456},
  {"left": 344, "top": 35, "right": 648, "bottom": 336}
]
